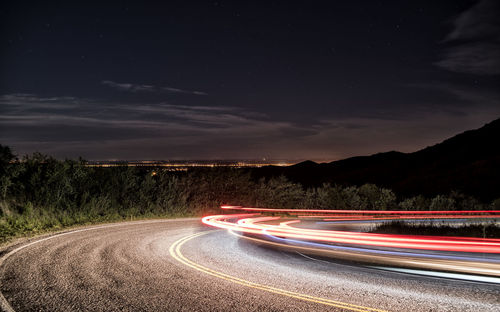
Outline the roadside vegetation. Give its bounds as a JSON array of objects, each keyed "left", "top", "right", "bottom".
[
  {"left": 1, "top": 144, "right": 499, "bottom": 243},
  {"left": 370, "top": 221, "right": 500, "bottom": 238}
]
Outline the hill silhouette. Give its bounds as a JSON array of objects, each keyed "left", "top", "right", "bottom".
[{"left": 255, "top": 118, "right": 500, "bottom": 201}]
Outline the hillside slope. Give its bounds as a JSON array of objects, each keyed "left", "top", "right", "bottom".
[{"left": 255, "top": 118, "right": 500, "bottom": 200}]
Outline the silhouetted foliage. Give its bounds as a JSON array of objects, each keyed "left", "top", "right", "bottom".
[{"left": 0, "top": 145, "right": 497, "bottom": 242}]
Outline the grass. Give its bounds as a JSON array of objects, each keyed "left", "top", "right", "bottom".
[{"left": 0, "top": 208, "right": 198, "bottom": 245}]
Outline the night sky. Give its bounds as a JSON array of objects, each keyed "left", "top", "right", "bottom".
[{"left": 1, "top": 1, "right": 499, "bottom": 161}]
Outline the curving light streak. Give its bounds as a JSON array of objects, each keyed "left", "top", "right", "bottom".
[
  {"left": 203, "top": 206, "right": 500, "bottom": 277},
  {"left": 203, "top": 215, "right": 500, "bottom": 253},
  {"left": 220, "top": 205, "right": 500, "bottom": 215}
]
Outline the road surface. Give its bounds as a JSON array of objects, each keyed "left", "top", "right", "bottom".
[{"left": 1, "top": 219, "right": 499, "bottom": 311}]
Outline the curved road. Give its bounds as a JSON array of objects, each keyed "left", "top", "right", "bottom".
[{"left": 1, "top": 219, "right": 499, "bottom": 311}]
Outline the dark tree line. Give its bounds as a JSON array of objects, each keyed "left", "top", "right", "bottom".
[{"left": 1, "top": 144, "right": 499, "bottom": 242}]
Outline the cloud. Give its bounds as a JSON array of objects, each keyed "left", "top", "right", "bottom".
[
  {"left": 436, "top": 43, "right": 500, "bottom": 75},
  {"left": 101, "top": 80, "right": 207, "bottom": 95},
  {"left": 101, "top": 80, "right": 155, "bottom": 92},
  {"left": 161, "top": 87, "right": 207, "bottom": 95},
  {"left": 0, "top": 93, "right": 307, "bottom": 143},
  {"left": 2, "top": 91, "right": 499, "bottom": 160},
  {"left": 435, "top": 0, "right": 500, "bottom": 75},
  {"left": 405, "top": 81, "right": 500, "bottom": 110},
  {"left": 444, "top": 0, "right": 500, "bottom": 42},
  {"left": 0, "top": 94, "right": 79, "bottom": 108}
]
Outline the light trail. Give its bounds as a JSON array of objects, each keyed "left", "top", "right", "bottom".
[
  {"left": 202, "top": 206, "right": 500, "bottom": 277},
  {"left": 220, "top": 205, "right": 500, "bottom": 215}
]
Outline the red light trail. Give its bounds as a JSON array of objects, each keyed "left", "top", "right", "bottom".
[{"left": 202, "top": 206, "right": 500, "bottom": 277}]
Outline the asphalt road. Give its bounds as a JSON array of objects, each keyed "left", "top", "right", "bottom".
[{"left": 1, "top": 219, "right": 499, "bottom": 311}]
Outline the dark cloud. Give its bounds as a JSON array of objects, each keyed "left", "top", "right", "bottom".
[
  {"left": 0, "top": 94, "right": 266, "bottom": 130},
  {"left": 101, "top": 80, "right": 207, "bottom": 95},
  {"left": 405, "top": 81, "right": 500, "bottom": 112},
  {"left": 0, "top": 93, "right": 310, "bottom": 144},
  {"left": 2, "top": 92, "right": 498, "bottom": 161},
  {"left": 435, "top": 0, "right": 500, "bottom": 75},
  {"left": 101, "top": 81, "right": 155, "bottom": 92}
]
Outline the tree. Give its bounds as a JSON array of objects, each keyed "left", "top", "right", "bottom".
[
  {"left": 255, "top": 176, "right": 304, "bottom": 208},
  {"left": 429, "top": 195, "right": 455, "bottom": 210},
  {"left": 399, "top": 195, "right": 429, "bottom": 211},
  {"left": 0, "top": 145, "right": 16, "bottom": 199}
]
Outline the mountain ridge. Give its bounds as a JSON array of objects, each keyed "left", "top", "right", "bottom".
[{"left": 255, "top": 117, "right": 500, "bottom": 201}]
